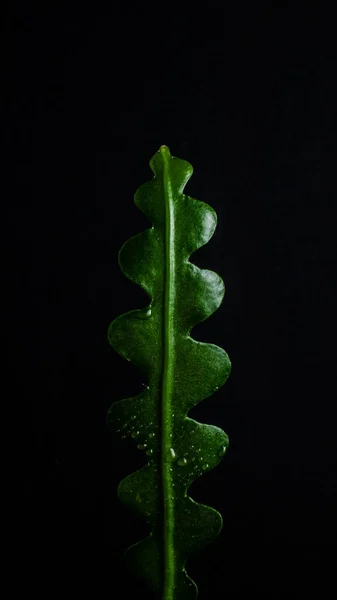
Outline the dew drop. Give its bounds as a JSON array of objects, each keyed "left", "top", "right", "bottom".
[
  {"left": 137, "top": 444, "right": 144, "bottom": 450},
  {"left": 177, "top": 458, "right": 187, "bottom": 466},
  {"left": 170, "top": 448, "right": 176, "bottom": 459},
  {"left": 131, "top": 415, "right": 136, "bottom": 421},
  {"left": 202, "top": 463, "right": 209, "bottom": 471},
  {"left": 131, "top": 431, "right": 139, "bottom": 438},
  {"left": 146, "top": 449, "right": 153, "bottom": 456},
  {"left": 218, "top": 445, "right": 227, "bottom": 457},
  {"left": 136, "top": 493, "right": 142, "bottom": 503},
  {"left": 135, "top": 307, "right": 152, "bottom": 319},
  {"left": 149, "top": 432, "right": 155, "bottom": 438}
]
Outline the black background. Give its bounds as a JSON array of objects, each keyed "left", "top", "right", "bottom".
[{"left": 6, "top": 1, "right": 337, "bottom": 598}]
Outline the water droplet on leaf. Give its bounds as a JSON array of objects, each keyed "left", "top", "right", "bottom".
[
  {"left": 218, "top": 445, "right": 227, "bottom": 457},
  {"left": 177, "top": 458, "right": 187, "bottom": 466},
  {"left": 135, "top": 307, "right": 152, "bottom": 319}
]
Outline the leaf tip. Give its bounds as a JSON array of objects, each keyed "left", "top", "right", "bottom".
[{"left": 159, "top": 144, "right": 171, "bottom": 156}]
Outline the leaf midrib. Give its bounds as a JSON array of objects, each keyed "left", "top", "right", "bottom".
[{"left": 160, "top": 145, "right": 176, "bottom": 599}]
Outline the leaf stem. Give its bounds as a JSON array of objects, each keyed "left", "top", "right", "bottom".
[{"left": 160, "top": 145, "right": 176, "bottom": 600}]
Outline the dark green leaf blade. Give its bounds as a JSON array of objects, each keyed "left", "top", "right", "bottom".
[{"left": 107, "top": 146, "right": 231, "bottom": 599}]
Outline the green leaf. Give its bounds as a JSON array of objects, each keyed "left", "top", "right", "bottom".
[{"left": 107, "top": 145, "right": 231, "bottom": 599}]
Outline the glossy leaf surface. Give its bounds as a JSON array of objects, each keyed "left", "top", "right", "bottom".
[{"left": 107, "top": 145, "right": 231, "bottom": 599}]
